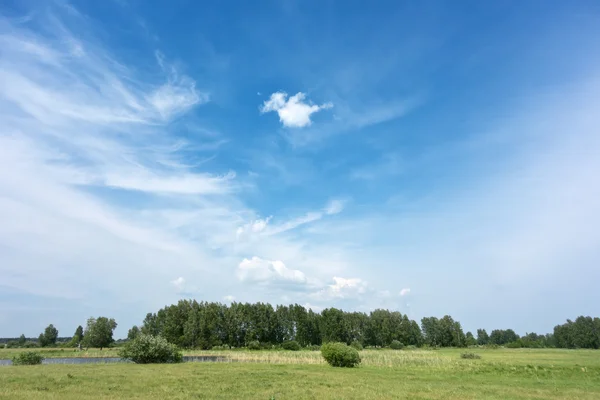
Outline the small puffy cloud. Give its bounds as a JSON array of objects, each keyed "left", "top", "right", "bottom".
[
  {"left": 313, "top": 276, "right": 368, "bottom": 300},
  {"left": 236, "top": 216, "right": 272, "bottom": 238},
  {"left": 400, "top": 288, "right": 411, "bottom": 296},
  {"left": 223, "top": 295, "right": 235, "bottom": 302},
  {"left": 260, "top": 92, "right": 332, "bottom": 128},
  {"left": 237, "top": 257, "right": 307, "bottom": 285},
  {"left": 171, "top": 277, "right": 185, "bottom": 293}
]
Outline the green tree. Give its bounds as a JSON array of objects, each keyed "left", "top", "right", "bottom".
[
  {"left": 67, "top": 325, "right": 84, "bottom": 347},
  {"left": 128, "top": 325, "right": 140, "bottom": 341},
  {"left": 18, "top": 334, "right": 26, "bottom": 346},
  {"left": 465, "top": 331, "right": 477, "bottom": 346},
  {"left": 82, "top": 317, "right": 117, "bottom": 350},
  {"left": 39, "top": 324, "right": 58, "bottom": 347},
  {"left": 74, "top": 325, "right": 84, "bottom": 343},
  {"left": 320, "top": 308, "right": 347, "bottom": 343},
  {"left": 421, "top": 317, "right": 441, "bottom": 346},
  {"left": 476, "top": 329, "right": 489, "bottom": 345}
]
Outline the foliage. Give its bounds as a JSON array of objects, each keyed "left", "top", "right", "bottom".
[
  {"left": 118, "top": 334, "right": 182, "bottom": 364},
  {"left": 18, "top": 334, "right": 26, "bottom": 346},
  {"left": 82, "top": 317, "right": 117, "bottom": 349},
  {"left": 128, "top": 325, "right": 140, "bottom": 341},
  {"left": 489, "top": 329, "right": 519, "bottom": 345},
  {"left": 247, "top": 340, "right": 261, "bottom": 350},
  {"left": 321, "top": 342, "right": 361, "bottom": 368},
  {"left": 350, "top": 340, "right": 363, "bottom": 351},
  {"left": 460, "top": 352, "right": 481, "bottom": 359},
  {"left": 282, "top": 340, "right": 301, "bottom": 351},
  {"left": 66, "top": 325, "right": 84, "bottom": 347},
  {"left": 465, "top": 332, "right": 477, "bottom": 346},
  {"left": 554, "top": 316, "right": 600, "bottom": 349},
  {"left": 132, "top": 300, "right": 600, "bottom": 351},
  {"left": 39, "top": 324, "right": 59, "bottom": 347},
  {"left": 476, "top": 329, "right": 489, "bottom": 345},
  {"left": 12, "top": 351, "right": 43, "bottom": 365},
  {"left": 421, "top": 316, "right": 466, "bottom": 347},
  {"left": 390, "top": 340, "right": 404, "bottom": 350}
]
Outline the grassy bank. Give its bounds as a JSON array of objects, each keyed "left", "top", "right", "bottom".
[{"left": 1, "top": 348, "right": 599, "bottom": 399}]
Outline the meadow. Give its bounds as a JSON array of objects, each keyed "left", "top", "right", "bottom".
[{"left": 1, "top": 348, "right": 599, "bottom": 399}]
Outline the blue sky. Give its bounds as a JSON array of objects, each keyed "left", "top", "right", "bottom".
[{"left": 1, "top": 0, "right": 600, "bottom": 338}]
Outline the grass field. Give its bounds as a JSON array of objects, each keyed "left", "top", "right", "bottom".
[{"left": 1, "top": 348, "right": 599, "bottom": 399}]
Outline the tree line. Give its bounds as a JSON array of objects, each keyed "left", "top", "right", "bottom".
[
  {"left": 3, "top": 301, "right": 599, "bottom": 350},
  {"left": 3, "top": 317, "right": 118, "bottom": 350},
  {"left": 131, "top": 300, "right": 600, "bottom": 350}
]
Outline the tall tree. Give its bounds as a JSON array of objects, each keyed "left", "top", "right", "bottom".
[
  {"left": 18, "top": 334, "right": 26, "bottom": 346},
  {"left": 82, "top": 317, "right": 117, "bottom": 350},
  {"left": 128, "top": 325, "right": 140, "bottom": 341},
  {"left": 39, "top": 324, "right": 58, "bottom": 347},
  {"left": 74, "top": 325, "right": 84, "bottom": 343},
  {"left": 476, "top": 329, "right": 489, "bottom": 345},
  {"left": 465, "top": 331, "right": 477, "bottom": 346}
]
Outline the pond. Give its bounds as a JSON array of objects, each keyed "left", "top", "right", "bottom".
[{"left": 0, "top": 355, "right": 229, "bottom": 366}]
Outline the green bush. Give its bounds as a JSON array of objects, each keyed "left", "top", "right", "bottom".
[
  {"left": 321, "top": 342, "right": 361, "bottom": 368},
  {"left": 12, "top": 351, "right": 44, "bottom": 365},
  {"left": 460, "top": 352, "right": 481, "bottom": 359},
  {"left": 247, "top": 340, "right": 261, "bottom": 350},
  {"left": 390, "top": 340, "right": 404, "bottom": 350},
  {"left": 282, "top": 340, "right": 301, "bottom": 351},
  {"left": 305, "top": 345, "right": 321, "bottom": 351},
  {"left": 350, "top": 340, "right": 363, "bottom": 351},
  {"left": 118, "top": 334, "right": 182, "bottom": 364}
]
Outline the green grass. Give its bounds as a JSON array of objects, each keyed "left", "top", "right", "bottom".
[{"left": 1, "top": 348, "right": 599, "bottom": 399}]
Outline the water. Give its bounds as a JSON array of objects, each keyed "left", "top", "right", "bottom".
[{"left": 0, "top": 355, "right": 229, "bottom": 366}]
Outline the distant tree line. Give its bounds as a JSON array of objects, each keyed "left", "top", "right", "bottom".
[
  {"left": 2, "top": 317, "right": 118, "bottom": 349},
  {"left": 3, "top": 302, "right": 599, "bottom": 350},
  {"left": 129, "top": 300, "right": 600, "bottom": 350}
]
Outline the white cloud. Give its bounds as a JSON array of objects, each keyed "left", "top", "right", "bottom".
[
  {"left": 313, "top": 277, "right": 368, "bottom": 300},
  {"left": 325, "top": 199, "right": 344, "bottom": 215},
  {"left": 400, "top": 288, "right": 411, "bottom": 296},
  {"left": 237, "top": 257, "right": 307, "bottom": 285},
  {"left": 260, "top": 92, "right": 332, "bottom": 128},
  {"left": 236, "top": 216, "right": 272, "bottom": 238},
  {"left": 223, "top": 295, "right": 235, "bottom": 302},
  {"left": 171, "top": 277, "right": 185, "bottom": 293}
]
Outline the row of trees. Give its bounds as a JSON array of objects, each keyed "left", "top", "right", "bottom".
[
  {"left": 4, "top": 317, "right": 117, "bottom": 350},
  {"left": 130, "top": 300, "right": 600, "bottom": 350},
  {"left": 135, "top": 301, "right": 425, "bottom": 349},
  {"left": 4, "top": 302, "right": 599, "bottom": 350}
]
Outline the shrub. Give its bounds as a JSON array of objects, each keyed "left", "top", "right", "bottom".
[
  {"left": 305, "top": 345, "right": 321, "bottom": 351},
  {"left": 404, "top": 345, "right": 417, "bottom": 350},
  {"left": 247, "top": 340, "right": 261, "bottom": 350},
  {"left": 390, "top": 340, "right": 404, "bottom": 350},
  {"left": 282, "top": 340, "right": 301, "bottom": 351},
  {"left": 321, "top": 342, "right": 361, "bottom": 368},
  {"left": 12, "top": 351, "right": 44, "bottom": 365},
  {"left": 350, "top": 340, "right": 363, "bottom": 351},
  {"left": 460, "top": 352, "right": 481, "bottom": 359},
  {"left": 118, "top": 334, "right": 182, "bottom": 364}
]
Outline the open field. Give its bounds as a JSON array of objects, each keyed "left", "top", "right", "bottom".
[{"left": 1, "top": 348, "right": 599, "bottom": 399}]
